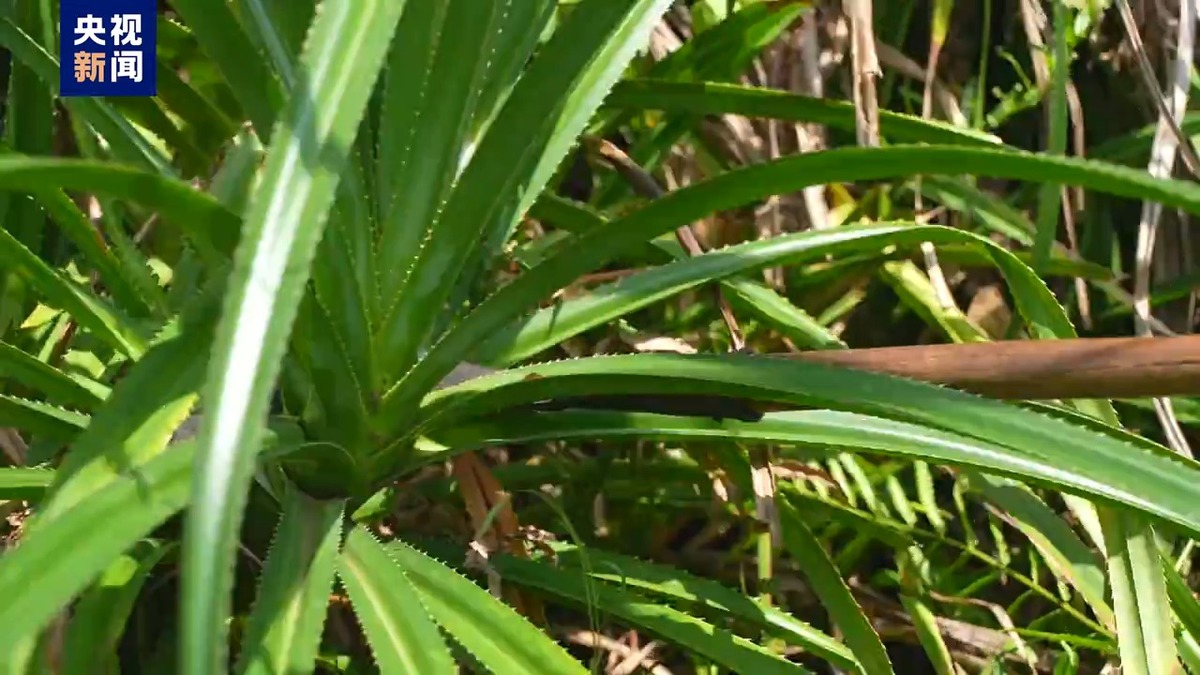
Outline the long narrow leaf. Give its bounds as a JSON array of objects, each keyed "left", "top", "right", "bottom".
[
  {"left": 0, "top": 394, "right": 89, "bottom": 443},
  {"left": 0, "top": 467, "right": 54, "bottom": 501},
  {"left": 966, "top": 471, "right": 1113, "bottom": 628},
  {"left": 338, "top": 527, "right": 456, "bottom": 674},
  {"left": 0, "top": 224, "right": 147, "bottom": 359},
  {"left": 0, "top": 340, "right": 105, "bottom": 410},
  {"left": 605, "top": 79, "right": 1000, "bottom": 146},
  {"left": 386, "top": 536, "right": 588, "bottom": 674},
  {"left": 776, "top": 503, "right": 894, "bottom": 675},
  {"left": 237, "top": 484, "right": 344, "bottom": 675},
  {"left": 165, "top": 0, "right": 284, "bottom": 139},
  {"left": 62, "top": 541, "right": 172, "bottom": 675},
  {"left": 374, "top": 0, "right": 502, "bottom": 304},
  {"left": 0, "top": 441, "right": 193, "bottom": 655},
  {"left": 1101, "top": 510, "right": 1178, "bottom": 675},
  {"left": 181, "top": 3, "right": 408, "bottom": 672}
]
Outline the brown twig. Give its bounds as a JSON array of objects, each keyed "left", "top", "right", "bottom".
[
  {"left": 846, "top": 0, "right": 881, "bottom": 146},
  {"left": 451, "top": 452, "right": 546, "bottom": 625},
  {"left": 770, "top": 335, "right": 1200, "bottom": 400},
  {"left": 557, "top": 628, "right": 673, "bottom": 675},
  {"left": 1114, "top": 0, "right": 1200, "bottom": 178},
  {"left": 439, "top": 333, "right": 1200, "bottom": 408},
  {"left": 0, "top": 429, "right": 28, "bottom": 466}
]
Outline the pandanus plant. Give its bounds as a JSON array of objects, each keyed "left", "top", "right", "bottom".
[{"left": 4, "top": 1, "right": 1200, "bottom": 673}]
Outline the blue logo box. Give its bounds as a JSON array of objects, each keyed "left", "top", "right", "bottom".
[{"left": 59, "top": 0, "right": 157, "bottom": 97}]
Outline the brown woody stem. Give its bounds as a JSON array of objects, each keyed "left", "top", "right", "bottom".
[{"left": 774, "top": 336, "right": 1200, "bottom": 400}]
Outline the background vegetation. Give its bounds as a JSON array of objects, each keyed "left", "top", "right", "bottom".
[{"left": 3, "top": 0, "right": 1200, "bottom": 673}]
